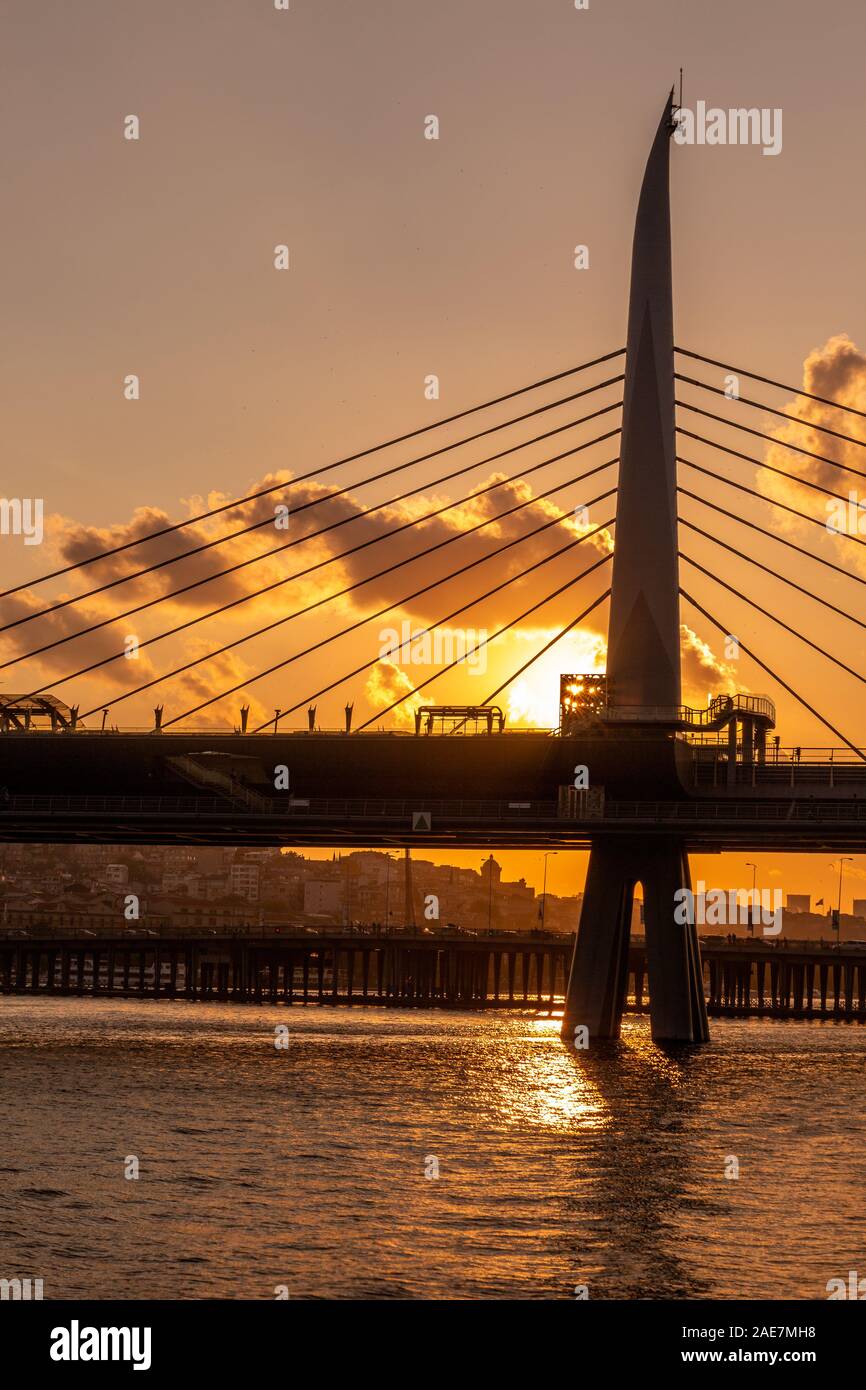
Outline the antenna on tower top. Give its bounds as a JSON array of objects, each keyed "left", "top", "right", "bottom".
[{"left": 668, "top": 68, "right": 684, "bottom": 134}]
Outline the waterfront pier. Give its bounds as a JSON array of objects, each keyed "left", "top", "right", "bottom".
[{"left": 3, "top": 933, "right": 865, "bottom": 1022}]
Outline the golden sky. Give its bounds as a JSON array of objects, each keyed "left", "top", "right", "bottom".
[{"left": 2, "top": 0, "right": 865, "bottom": 900}]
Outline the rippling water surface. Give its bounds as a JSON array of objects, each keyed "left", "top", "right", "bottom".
[{"left": 1, "top": 997, "right": 864, "bottom": 1299}]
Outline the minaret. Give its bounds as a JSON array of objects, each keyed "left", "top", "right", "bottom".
[{"left": 606, "top": 91, "right": 681, "bottom": 714}]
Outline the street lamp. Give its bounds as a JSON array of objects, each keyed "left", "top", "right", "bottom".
[
  {"left": 343, "top": 854, "right": 352, "bottom": 928},
  {"left": 746, "top": 862, "right": 757, "bottom": 937},
  {"left": 835, "top": 857, "right": 853, "bottom": 949},
  {"left": 541, "top": 852, "right": 558, "bottom": 930},
  {"left": 383, "top": 852, "right": 396, "bottom": 930}
]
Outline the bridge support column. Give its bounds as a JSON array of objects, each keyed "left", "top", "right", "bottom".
[{"left": 561, "top": 836, "right": 709, "bottom": 1044}]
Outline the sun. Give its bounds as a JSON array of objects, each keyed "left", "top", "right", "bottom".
[{"left": 506, "top": 628, "right": 606, "bottom": 728}]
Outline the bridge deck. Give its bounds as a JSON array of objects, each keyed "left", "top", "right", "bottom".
[
  {"left": 3, "top": 791, "right": 866, "bottom": 848},
  {"left": 2, "top": 730, "right": 865, "bottom": 847}
]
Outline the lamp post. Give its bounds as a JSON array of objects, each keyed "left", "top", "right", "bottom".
[
  {"left": 541, "top": 852, "right": 558, "bottom": 930},
  {"left": 343, "top": 854, "right": 352, "bottom": 928},
  {"left": 836, "top": 857, "right": 852, "bottom": 949},
  {"left": 383, "top": 852, "right": 396, "bottom": 930},
  {"left": 746, "top": 862, "right": 757, "bottom": 937}
]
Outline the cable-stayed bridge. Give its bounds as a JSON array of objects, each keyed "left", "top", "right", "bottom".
[{"left": 2, "top": 94, "right": 866, "bottom": 1040}]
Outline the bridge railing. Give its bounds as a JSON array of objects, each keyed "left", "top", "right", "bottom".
[
  {"left": 602, "top": 694, "right": 776, "bottom": 728},
  {"left": 4, "top": 792, "right": 866, "bottom": 826},
  {"left": 693, "top": 760, "right": 866, "bottom": 788},
  {"left": 0, "top": 794, "right": 230, "bottom": 814},
  {"left": 0, "top": 725, "right": 561, "bottom": 738},
  {"left": 604, "top": 799, "right": 866, "bottom": 823},
  {"left": 0, "top": 793, "right": 561, "bottom": 820},
  {"left": 690, "top": 742, "right": 866, "bottom": 762}
]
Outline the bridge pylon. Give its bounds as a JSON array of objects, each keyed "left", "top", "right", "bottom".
[
  {"left": 562, "top": 93, "right": 709, "bottom": 1044},
  {"left": 562, "top": 836, "right": 707, "bottom": 1043}
]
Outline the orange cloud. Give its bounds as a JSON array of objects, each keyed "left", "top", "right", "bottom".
[{"left": 756, "top": 335, "right": 866, "bottom": 570}]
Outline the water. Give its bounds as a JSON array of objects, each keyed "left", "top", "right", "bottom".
[{"left": 1, "top": 997, "right": 864, "bottom": 1300}]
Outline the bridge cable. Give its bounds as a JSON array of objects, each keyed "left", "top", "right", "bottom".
[
  {"left": 13, "top": 455, "right": 616, "bottom": 697},
  {"left": 198, "top": 528, "right": 614, "bottom": 733},
  {"left": 356, "top": 585, "right": 611, "bottom": 732},
  {"left": 675, "top": 401, "right": 866, "bottom": 482},
  {"left": 679, "top": 587, "right": 866, "bottom": 762},
  {"left": 675, "top": 375, "right": 866, "bottom": 450},
  {"left": 79, "top": 502, "right": 617, "bottom": 723},
  {"left": 680, "top": 552, "right": 866, "bottom": 685},
  {"left": 675, "top": 348, "right": 866, "bottom": 423},
  {"left": 1, "top": 430, "right": 620, "bottom": 673},
  {"left": 676, "top": 489, "right": 866, "bottom": 590},
  {"left": 676, "top": 458, "right": 866, "bottom": 549},
  {"left": 678, "top": 428, "right": 866, "bottom": 502},
  {"left": 679, "top": 517, "right": 866, "bottom": 631},
  {"left": 0, "top": 396, "right": 622, "bottom": 632},
  {"left": 0, "top": 352, "right": 624, "bottom": 600}
]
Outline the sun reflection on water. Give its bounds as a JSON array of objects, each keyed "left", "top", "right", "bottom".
[{"left": 485, "top": 1016, "right": 611, "bottom": 1132}]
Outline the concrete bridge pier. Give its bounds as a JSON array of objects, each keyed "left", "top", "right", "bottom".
[{"left": 561, "top": 836, "right": 709, "bottom": 1044}]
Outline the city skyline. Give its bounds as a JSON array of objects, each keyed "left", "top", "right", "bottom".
[{"left": 3, "top": 841, "right": 864, "bottom": 941}]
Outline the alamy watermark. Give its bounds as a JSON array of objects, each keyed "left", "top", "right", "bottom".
[
  {"left": 1, "top": 1276, "right": 43, "bottom": 1300},
  {"left": 673, "top": 102, "right": 782, "bottom": 157},
  {"left": 826, "top": 492, "right": 866, "bottom": 536},
  {"left": 0, "top": 497, "right": 43, "bottom": 545},
  {"left": 379, "top": 622, "right": 488, "bottom": 674},
  {"left": 827, "top": 1270, "right": 866, "bottom": 1299},
  {"left": 50, "top": 1322, "right": 152, "bottom": 1370},
  {"left": 674, "top": 881, "right": 782, "bottom": 936}
]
